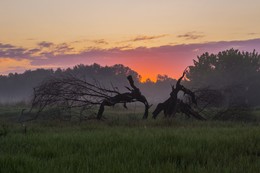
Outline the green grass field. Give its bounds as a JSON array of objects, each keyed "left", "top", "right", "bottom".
[{"left": 0, "top": 106, "right": 260, "bottom": 173}]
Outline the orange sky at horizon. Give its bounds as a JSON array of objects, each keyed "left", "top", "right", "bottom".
[
  {"left": 1, "top": 38, "right": 260, "bottom": 82},
  {"left": 0, "top": 57, "right": 177, "bottom": 82}
]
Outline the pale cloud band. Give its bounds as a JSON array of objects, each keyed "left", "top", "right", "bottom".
[
  {"left": 1, "top": 38, "right": 260, "bottom": 81},
  {"left": 177, "top": 32, "right": 205, "bottom": 40}
]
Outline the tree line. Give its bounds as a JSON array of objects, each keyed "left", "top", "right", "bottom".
[
  {"left": 187, "top": 49, "right": 260, "bottom": 107},
  {"left": 0, "top": 63, "right": 175, "bottom": 104},
  {"left": 1, "top": 49, "right": 259, "bottom": 108}
]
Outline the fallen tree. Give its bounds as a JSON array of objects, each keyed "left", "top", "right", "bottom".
[
  {"left": 19, "top": 74, "right": 151, "bottom": 122},
  {"left": 152, "top": 70, "right": 206, "bottom": 120},
  {"left": 97, "top": 75, "right": 151, "bottom": 119}
]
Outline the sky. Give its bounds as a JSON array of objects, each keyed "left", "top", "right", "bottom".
[{"left": 1, "top": 0, "right": 260, "bottom": 81}]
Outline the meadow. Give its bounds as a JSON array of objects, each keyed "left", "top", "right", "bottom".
[{"left": 0, "top": 105, "right": 259, "bottom": 173}]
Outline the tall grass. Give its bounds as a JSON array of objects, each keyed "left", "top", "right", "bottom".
[
  {"left": 0, "top": 106, "right": 259, "bottom": 173},
  {"left": 0, "top": 121, "right": 259, "bottom": 173}
]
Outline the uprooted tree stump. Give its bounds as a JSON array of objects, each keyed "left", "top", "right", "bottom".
[
  {"left": 97, "top": 75, "right": 151, "bottom": 119},
  {"left": 152, "top": 70, "right": 206, "bottom": 120},
  {"left": 19, "top": 74, "right": 151, "bottom": 122}
]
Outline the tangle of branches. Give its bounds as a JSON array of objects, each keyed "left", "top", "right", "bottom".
[{"left": 20, "top": 74, "right": 151, "bottom": 122}]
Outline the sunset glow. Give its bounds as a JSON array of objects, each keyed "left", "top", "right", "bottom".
[{"left": 1, "top": 0, "right": 260, "bottom": 80}]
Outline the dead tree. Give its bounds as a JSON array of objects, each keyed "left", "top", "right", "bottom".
[
  {"left": 176, "top": 100, "right": 206, "bottom": 120},
  {"left": 20, "top": 74, "right": 151, "bottom": 122},
  {"left": 97, "top": 75, "right": 150, "bottom": 119},
  {"left": 152, "top": 70, "right": 206, "bottom": 120}
]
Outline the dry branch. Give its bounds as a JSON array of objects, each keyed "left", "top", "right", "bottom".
[
  {"left": 152, "top": 70, "right": 206, "bottom": 120},
  {"left": 20, "top": 74, "right": 151, "bottom": 122}
]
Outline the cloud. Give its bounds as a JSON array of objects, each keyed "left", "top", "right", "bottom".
[
  {"left": 26, "top": 38, "right": 37, "bottom": 41},
  {"left": 1, "top": 38, "right": 260, "bottom": 80},
  {"left": 177, "top": 32, "right": 204, "bottom": 40},
  {"left": 92, "top": 39, "right": 108, "bottom": 45},
  {"left": 30, "top": 38, "right": 260, "bottom": 80},
  {"left": 123, "top": 34, "right": 168, "bottom": 42},
  {"left": 0, "top": 45, "right": 30, "bottom": 59},
  {"left": 248, "top": 32, "right": 259, "bottom": 36},
  {"left": 0, "top": 43, "right": 15, "bottom": 49},
  {"left": 54, "top": 43, "right": 74, "bottom": 54},
  {"left": 0, "top": 42, "right": 74, "bottom": 60},
  {"left": 38, "top": 41, "right": 54, "bottom": 48},
  {"left": 26, "top": 48, "right": 41, "bottom": 54}
]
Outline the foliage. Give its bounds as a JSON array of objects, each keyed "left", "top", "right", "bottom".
[
  {"left": 187, "top": 49, "right": 260, "bottom": 87},
  {"left": 0, "top": 64, "right": 140, "bottom": 103},
  {"left": 187, "top": 49, "right": 260, "bottom": 107},
  {"left": 0, "top": 63, "right": 177, "bottom": 104}
]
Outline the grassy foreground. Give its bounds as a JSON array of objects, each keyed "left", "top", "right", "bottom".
[
  {"left": 0, "top": 105, "right": 260, "bottom": 173},
  {"left": 0, "top": 120, "right": 260, "bottom": 173}
]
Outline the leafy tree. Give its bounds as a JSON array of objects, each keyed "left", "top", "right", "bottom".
[{"left": 187, "top": 49, "right": 260, "bottom": 106}]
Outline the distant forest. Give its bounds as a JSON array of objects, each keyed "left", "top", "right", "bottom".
[
  {"left": 0, "top": 63, "right": 176, "bottom": 103},
  {"left": 0, "top": 49, "right": 260, "bottom": 107}
]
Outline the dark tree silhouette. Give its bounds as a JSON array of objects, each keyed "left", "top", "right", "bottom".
[
  {"left": 183, "top": 49, "right": 260, "bottom": 121},
  {"left": 20, "top": 74, "right": 151, "bottom": 122},
  {"left": 152, "top": 70, "right": 205, "bottom": 120},
  {"left": 186, "top": 49, "right": 260, "bottom": 107},
  {"left": 97, "top": 75, "right": 151, "bottom": 119},
  {"left": 0, "top": 64, "right": 141, "bottom": 103}
]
